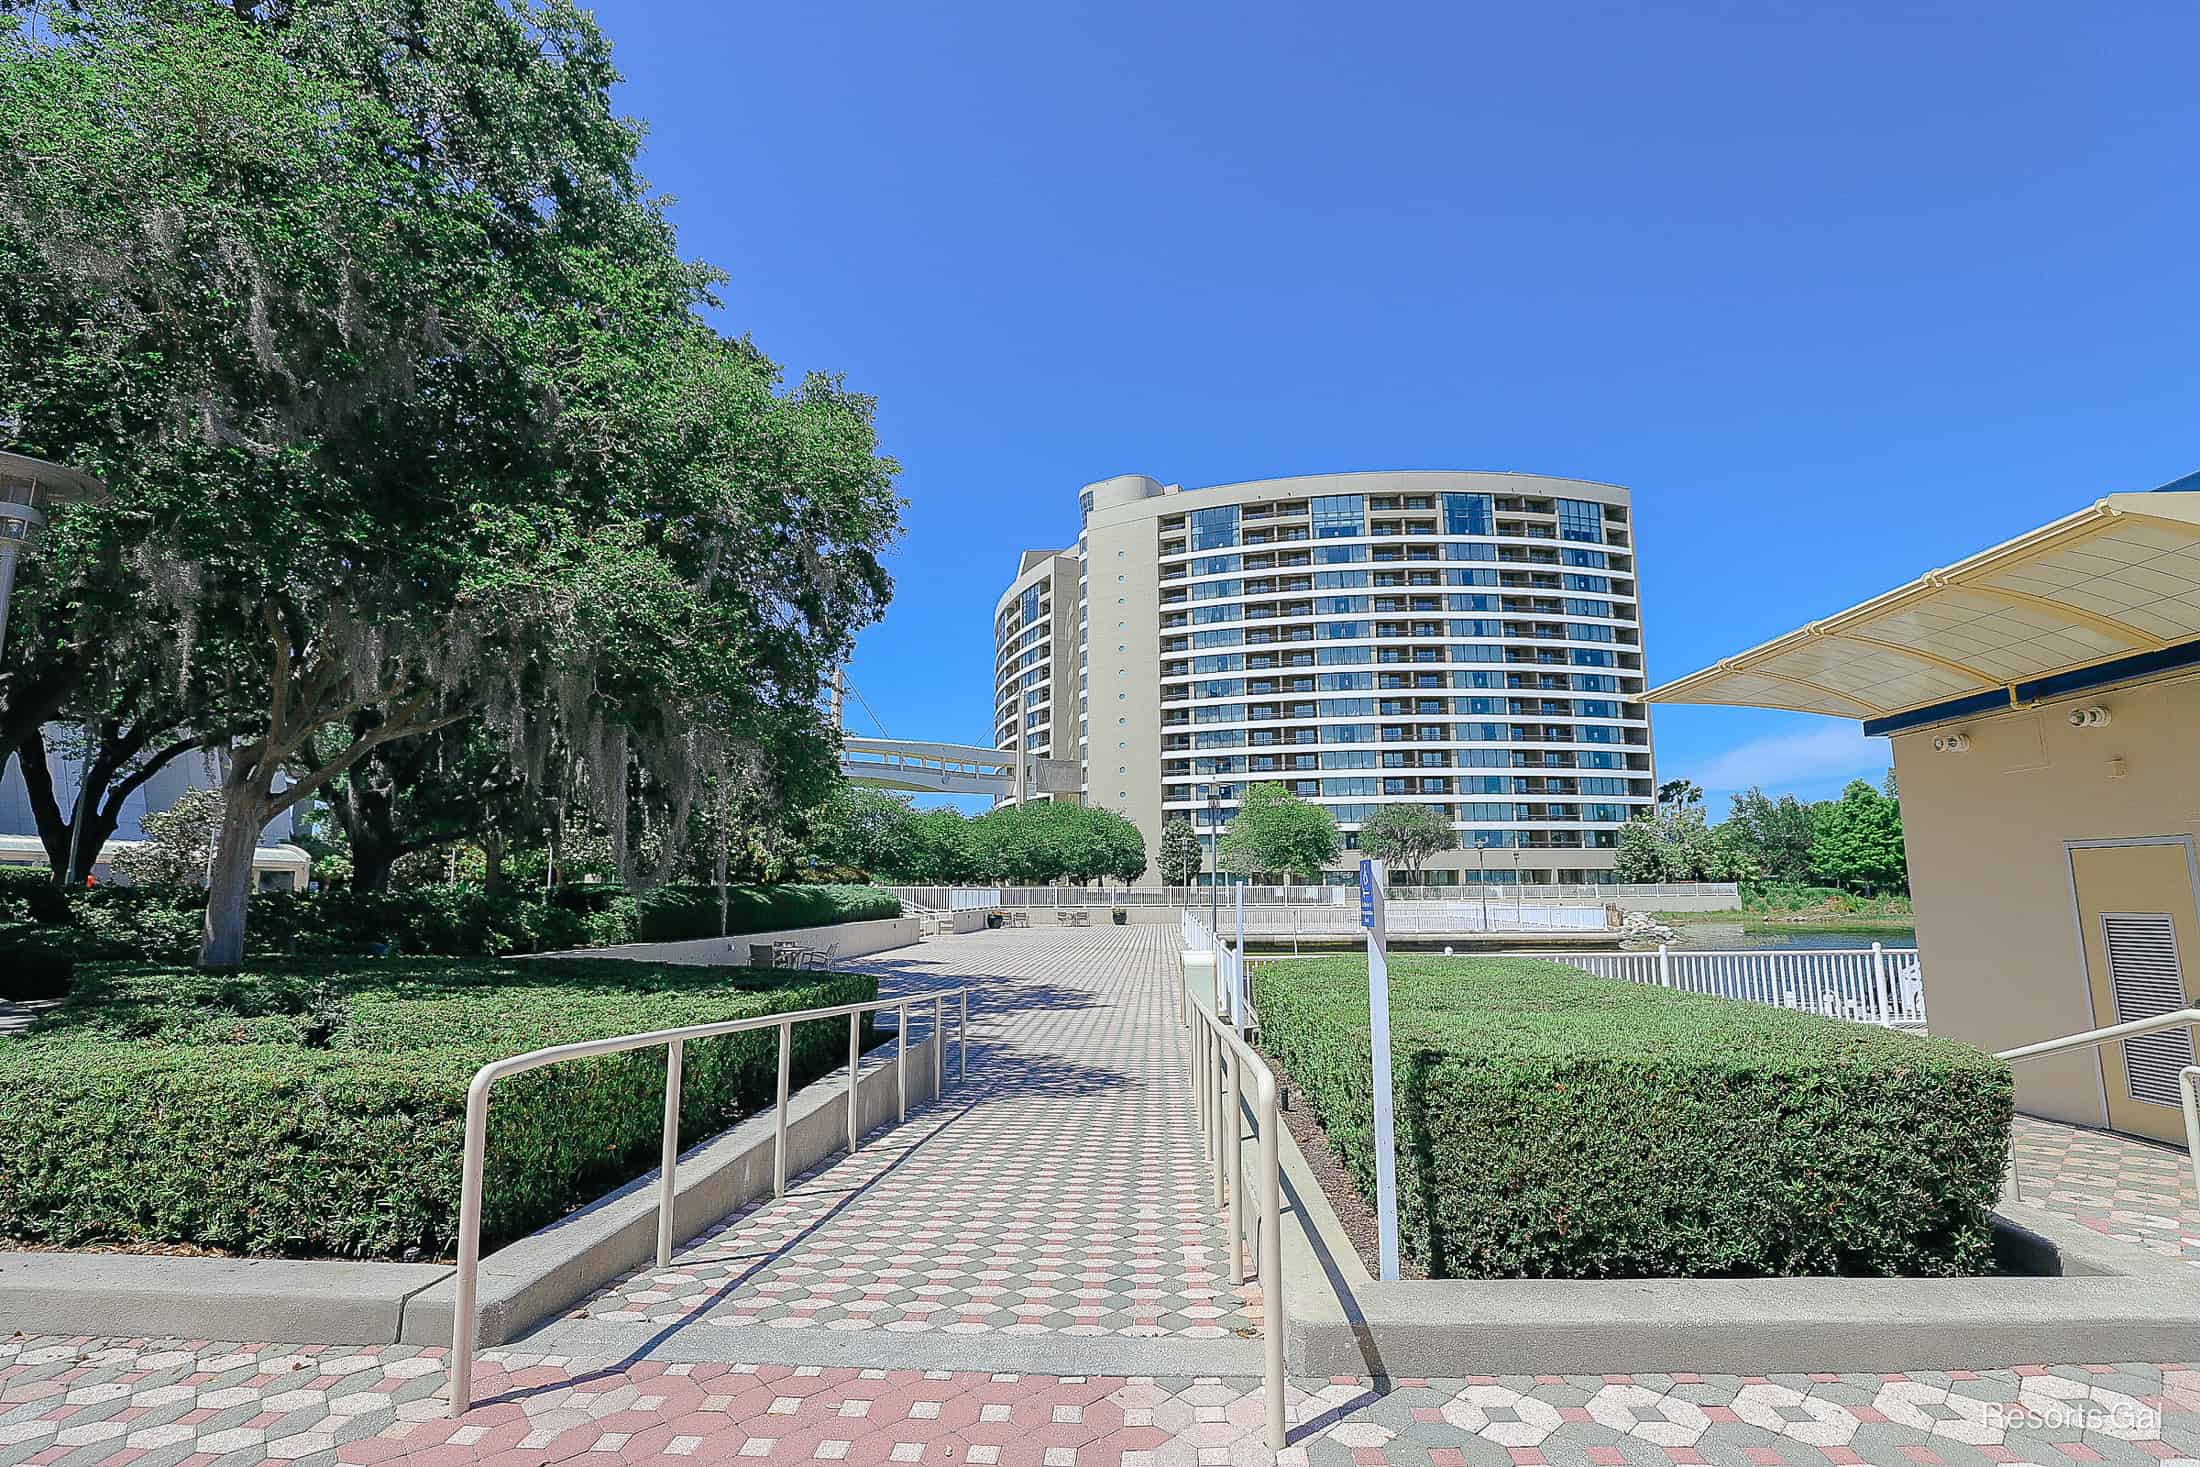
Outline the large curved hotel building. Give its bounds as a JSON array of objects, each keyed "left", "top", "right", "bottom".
[{"left": 994, "top": 471, "right": 1656, "bottom": 885}]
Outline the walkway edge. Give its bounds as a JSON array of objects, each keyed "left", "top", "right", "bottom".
[{"left": 1276, "top": 1109, "right": 2200, "bottom": 1377}]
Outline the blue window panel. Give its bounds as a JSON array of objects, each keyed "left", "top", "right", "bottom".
[
  {"left": 1311, "top": 494, "right": 1365, "bottom": 539},
  {"left": 1447, "top": 593, "right": 1499, "bottom": 611},
  {"left": 1318, "top": 671, "right": 1374, "bottom": 691},
  {"left": 1561, "top": 547, "right": 1607, "bottom": 569},
  {"left": 1579, "top": 725, "right": 1619, "bottom": 743},
  {"left": 1457, "top": 722, "right": 1507, "bottom": 741},
  {"left": 1569, "top": 622, "right": 1615, "bottom": 642},
  {"left": 1576, "top": 700, "right": 1620, "bottom": 718},
  {"left": 1322, "top": 777, "right": 1381, "bottom": 797},
  {"left": 1321, "top": 723, "right": 1377, "bottom": 743},
  {"left": 1562, "top": 573, "right": 1610, "bottom": 594},
  {"left": 1314, "top": 570, "right": 1370, "bottom": 590},
  {"left": 1443, "top": 541, "right": 1496, "bottom": 562},
  {"left": 1579, "top": 750, "right": 1621, "bottom": 769},
  {"left": 1192, "top": 730, "right": 1246, "bottom": 748},
  {"left": 1571, "top": 648, "right": 1615, "bottom": 667},
  {"left": 1444, "top": 568, "right": 1498, "bottom": 587},
  {"left": 1320, "top": 621, "right": 1369, "bottom": 640},
  {"left": 1557, "top": 498, "right": 1604, "bottom": 543},
  {"left": 1021, "top": 586, "right": 1040, "bottom": 624},
  {"left": 1314, "top": 543, "right": 1367, "bottom": 564},
  {"left": 1317, "top": 646, "right": 1374, "bottom": 665},
  {"left": 1193, "top": 553, "right": 1241, "bottom": 575},
  {"left": 1191, "top": 578, "right": 1242, "bottom": 601},
  {"left": 1442, "top": 493, "right": 1494, "bottom": 536},
  {"left": 1564, "top": 598, "right": 1611, "bottom": 618},
  {"left": 1190, "top": 603, "right": 1234, "bottom": 625},
  {"left": 1450, "top": 619, "right": 1502, "bottom": 638},
  {"left": 1197, "top": 678, "right": 1244, "bottom": 698},
  {"left": 1191, "top": 505, "right": 1240, "bottom": 551}
]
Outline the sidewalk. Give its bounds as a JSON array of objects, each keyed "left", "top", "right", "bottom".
[{"left": 3, "top": 929, "right": 2197, "bottom": 1465}]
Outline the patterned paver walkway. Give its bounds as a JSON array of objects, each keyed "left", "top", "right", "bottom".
[
  {"left": 552, "top": 928, "right": 1258, "bottom": 1361},
  {"left": 2010, "top": 1114, "right": 2200, "bottom": 1271},
  {"left": 12, "top": 931, "right": 2200, "bottom": 1464},
  {"left": 2, "top": 1336, "right": 2195, "bottom": 1466}
]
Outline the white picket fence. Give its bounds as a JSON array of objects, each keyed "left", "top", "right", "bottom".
[
  {"left": 1510, "top": 944, "right": 1927, "bottom": 1028},
  {"left": 1232, "top": 941, "right": 1927, "bottom": 1030},
  {"left": 884, "top": 882, "right": 1736, "bottom": 910}
]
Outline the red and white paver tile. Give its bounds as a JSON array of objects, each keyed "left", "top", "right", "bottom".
[{"left": 1, "top": 1337, "right": 2195, "bottom": 1466}]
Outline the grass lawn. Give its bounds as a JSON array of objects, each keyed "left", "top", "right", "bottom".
[
  {"left": 1253, "top": 953, "right": 2010, "bottom": 1280},
  {"left": 0, "top": 957, "right": 876, "bottom": 1260}
]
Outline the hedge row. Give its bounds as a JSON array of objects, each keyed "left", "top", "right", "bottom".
[
  {"left": 631, "top": 883, "right": 901, "bottom": 943},
  {"left": 1253, "top": 955, "right": 2012, "bottom": 1279},
  {"left": 0, "top": 877, "right": 900, "bottom": 989},
  {"left": 0, "top": 958, "right": 876, "bottom": 1259}
]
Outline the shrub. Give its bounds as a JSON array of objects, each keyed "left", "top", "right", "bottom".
[
  {"left": 0, "top": 958, "right": 877, "bottom": 1259},
  {"left": 1254, "top": 955, "right": 2011, "bottom": 1280},
  {"left": 0, "top": 921, "right": 75, "bottom": 1000},
  {"left": 632, "top": 883, "right": 900, "bottom": 943},
  {"left": 0, "top": 866, "right": 71, "bottom": 924}
]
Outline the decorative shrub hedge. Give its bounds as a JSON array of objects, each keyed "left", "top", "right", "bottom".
[
  {"left": 0, "top": 957, "right": 876, "bottom": 1259},
  {"left": 1253, "top": 954, "right": 2012, "bottom": 1279},
  {"left": 631, "top": 883, "right": 901, "bottom": 943},
  {"left": 0, "top": 879, "right": 900, "bottom": 973}
]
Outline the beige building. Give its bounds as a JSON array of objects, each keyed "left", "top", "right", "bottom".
[
  {"left": 991, "top": 549, "right": 1081, "bottom": 804},
  {"left": 998, "top": 470, "right": 1657, "bottom": 882},
  {"left": 1651, "top": 479, "right": 2200, "bottom": 1143}
]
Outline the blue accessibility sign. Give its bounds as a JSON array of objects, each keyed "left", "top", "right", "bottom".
[{"left": 1359, "top": 859, "right": 1377, "bottom": 929}]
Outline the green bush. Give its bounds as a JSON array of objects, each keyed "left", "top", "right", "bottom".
[
  {"left": 0, "top": 879, "right": 895, "bottom": 965},
  {"left": 1254, "top": 955, "right": 2011, "bottom": 1280},
  {"left": 0, "top": 957, "right": 876, "bottom": 1259},
  {"left": 0, "top": 866, "right": 71, "bottom": 924},
  {"left": 632, "top": 883, "right": 900, "bottom": 943},
  {"left": 0, "top": 921, "right": 75, "bottom": 1000}
]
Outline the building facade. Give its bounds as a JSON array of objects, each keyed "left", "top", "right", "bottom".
[
  {"left": 990, "top": 549, "right": 1081, "bottom": 805},
  {"left": 1651, "top": 481, "right": 2200, "bottom": 1144},
  {"left": 997, "top": 470, "right": 1656, "bottom": 882}
]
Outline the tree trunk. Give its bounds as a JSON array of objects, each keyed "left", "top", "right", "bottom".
[
  {"left": 349, "top": 840, "right": 399, "bottom": 894},
  {"left": 480, "top": 835, "right": 506, "bottom": 898},
  {"left": 201, "top": 767, "right": 272, "bottom": 967}
]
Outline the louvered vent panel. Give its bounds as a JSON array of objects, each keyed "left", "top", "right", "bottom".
[{"left": 2102, "top": 912, "right": 2194, "bottom": 1108}]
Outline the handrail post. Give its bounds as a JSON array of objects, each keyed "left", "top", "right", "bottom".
[
  {"left": 656, "top": 1039, "right": 685, "bottom": 1268},
  {"left": 1656, "top": 943, "right": 1671, "bottom": 988},
  {"left": 847, "top": 1012, "right": 861, "bottom": 1153},
  {"left": 1256, "top": 1068, "right": 1285, "bottom": 1450},
  {"left": 897, "top": 1001, "right": 909, "bottom": 1123},
  {"left": 445, "top": 1071, "right": 494, "bottom": 1416},
  {"left": 934, "top": 994, "right": 945, "bottom": 1098},
  {"left": 1212, "top": 1037, "right": 1227, "bottom": 1210},
  {"left": 1870, "top": 942, "right": 1888, "bottom": 1025},
  {"left": 774, "top": 1021, "right": 791, "bottom": 1198},
  {"left": 1227, "top": 1041, "right": 1245, "bottom": 1283},
  {"left": 959, "top": 990, "right": 968, "bottom": 1081},
  {"left": 2183, "top": 1066, "right": 2200, "bottom": 1200}
]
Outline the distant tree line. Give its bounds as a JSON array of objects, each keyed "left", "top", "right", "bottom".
[
  {"left": 1617, "top": 774, "right": 1908, "bottom": 892},
  {"left": 808, "top": 790, "right": 1148, "bottom": 887}
]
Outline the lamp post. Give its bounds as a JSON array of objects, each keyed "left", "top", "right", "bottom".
[
  {"left": 0, "top": 451, "right": 107, "bottom": 660},
  {"left": 1205, "top": 788, "right": 1223, "bottom": 936},
  {"left": 1474, "top": 835, "right": 1489, "bottom": 932}
]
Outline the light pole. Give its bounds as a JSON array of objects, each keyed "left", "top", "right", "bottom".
[
  {"left": 0, "top": 451, "right": 107, "bottom": 660},
  {"left": 1206, "top": 788, "right": 1223, "bottom": 936},
  {"left": 1474, "top": 835, "right": 1489, "bottom": 932}
]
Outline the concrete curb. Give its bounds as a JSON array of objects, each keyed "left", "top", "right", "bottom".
[
  {"left": 0, "top": 1254, "right": 447, "bottom": 1343},
  {"left": 0, "top": 1029, "right": 948, "bottom": 1348},
  {"left": 1272, "top": 1111, "right": 2200, "bottom": 1377}
]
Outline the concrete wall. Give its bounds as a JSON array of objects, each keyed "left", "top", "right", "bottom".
[
  {"left": 1894, "top": 669, "right": 2200, "bottom": 1127},
  {"left": 544, "top": 915, "right": 921, "bottom": 967}
]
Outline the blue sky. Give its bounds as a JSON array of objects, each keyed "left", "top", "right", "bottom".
[{"left": 597, "top": 0, "right": 2200, "bottom": 815}]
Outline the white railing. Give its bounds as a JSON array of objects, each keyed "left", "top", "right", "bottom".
[
  {"left": 1997, "top": 1009, "right": 2200, "bottom": 1198},
  {"left": 885, "top": 882, "right": 1735, "bottom": 910},
  {"left": 1483, "top": 944, "right": 1926, "bottom": 1027},
  {"left": 1245, "top": 944, "right": 1927, "bottom": 1029},
  {"left": 447, "top": 987, "right": 971, "bottom": 1415},
  {"left": 1181, "top": 962, "right": 1285, "bottom": 1449},
  {"left": 1183, "top": 906, "right": 1250, "bottom": 1030}
]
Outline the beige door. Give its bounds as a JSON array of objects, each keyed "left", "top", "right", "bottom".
[{"left": 2071, "top": 841, "right": 2200, "bottom": 1143}]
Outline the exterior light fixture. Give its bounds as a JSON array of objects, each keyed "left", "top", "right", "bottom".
[{"left": 0, "top": 450, "right": 107, "bottom": 657}]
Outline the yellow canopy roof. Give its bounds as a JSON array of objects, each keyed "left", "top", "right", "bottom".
[{"left": 1647, "top": 492, "right": 2200, "bottom": 723}]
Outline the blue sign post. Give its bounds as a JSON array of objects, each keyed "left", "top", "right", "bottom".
[{"left": 1360, "top": 857, "right": 1400, "bottom": 1280}]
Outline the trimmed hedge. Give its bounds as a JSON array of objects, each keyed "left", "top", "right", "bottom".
[
  {"left": 0, "top": 957, "right": 876, "bottom": 1259},
  {"left": 632, "top": 883, "right": 900, "bottom": 943},
  {"left": 1253, "top": 955, "right": 2012, "bottom": 1279},
  {"left": 0, "top": 880, "right": 899, "bottom": 968}
]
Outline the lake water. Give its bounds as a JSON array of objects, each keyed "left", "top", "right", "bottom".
[{"left": 1660, "top": 921, "right": 1917, "bottom": 951}]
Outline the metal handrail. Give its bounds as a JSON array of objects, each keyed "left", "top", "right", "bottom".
[
  {"left": 1995, "top": 1008, "right": 2200, "bottom": 1200},
  {"left": 1183, "top": 976, "right": 1285, "bottom": 1448},
  {"left": 446, "top": 986, "right": 970, "bottom": 1415}
]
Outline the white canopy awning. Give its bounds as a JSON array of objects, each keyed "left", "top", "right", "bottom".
[{"left": 1647, "top": 491, "right": 2200, "bottom": 725}]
